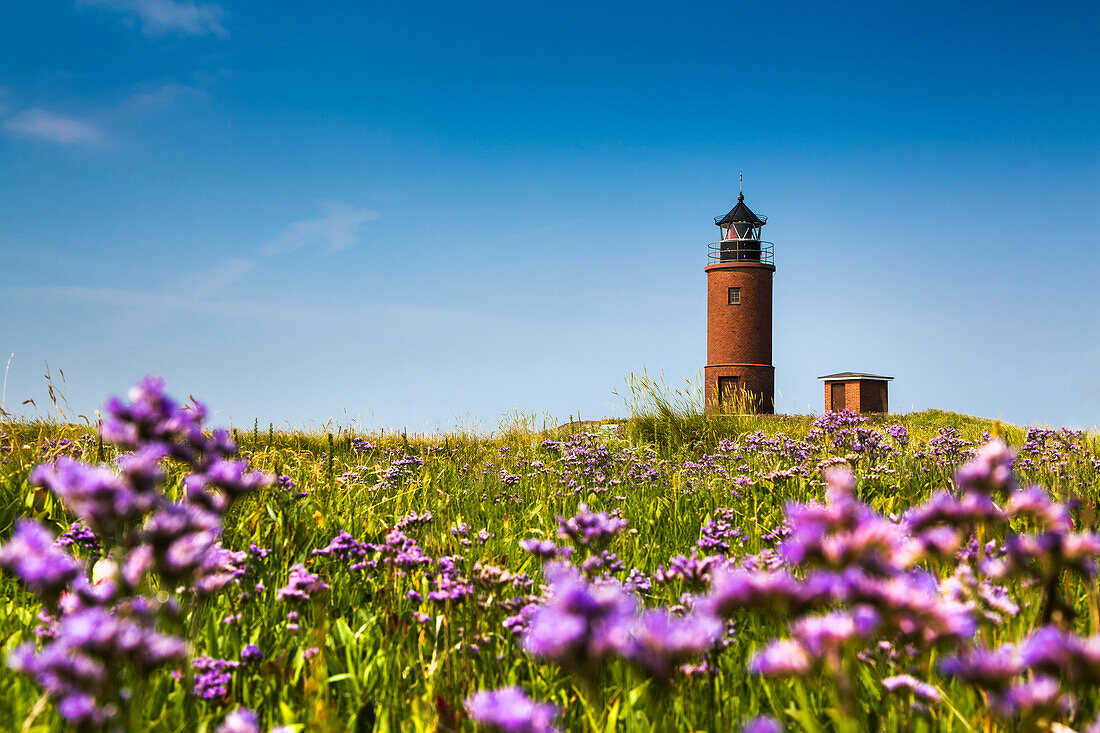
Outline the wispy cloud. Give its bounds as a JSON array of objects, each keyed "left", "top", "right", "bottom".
[
  {"left": 2, "top": 108, "right": 105, "bottom": 147},
  {"left": 78, "top": 0, "right": 228, "bottom": 38},
  {"left": 261, "top": 203, "right": 380, "bottom": 256},
  {"left": 120, "top": 83, "right": 204, "bottom": 113},
  {"left": 6, "top": 285, "right": 468, "bottom": 328},
  {"left": 3, "top": 202, "right": 379, "bottom": 327},
  {"left": 2, "top": 83, "right": 204, "bottom": 149},
  {"left": 163, "top": 257, "right": 256, "bottom": 301}
]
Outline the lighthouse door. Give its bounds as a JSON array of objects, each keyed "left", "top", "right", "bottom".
[{"left": 718, "top": 376, "right": 740, "bottom": 410}]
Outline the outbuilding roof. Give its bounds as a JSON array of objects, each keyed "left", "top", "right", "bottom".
[
  {"left": 818, "top": 372, "right": 894, "bottom": 381},
  {"left": 715, "top": 193, "right": 766, "bottom": 226}
]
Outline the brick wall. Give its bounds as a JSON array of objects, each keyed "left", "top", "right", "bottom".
[
  {"left": 705, "top": 262, "right": 774, "bottom": 366},
  {"left": 859, "top": 380, "right": 888, "bottom": 413},
  {"left": 705, "top": 365, "right": 775, "bottom": 414},
  {"left": 822, "top": 380, "right": 890, "bottom": 413},
  {"left": 704, "top": 261, "right": 775, "bottom": 414}
]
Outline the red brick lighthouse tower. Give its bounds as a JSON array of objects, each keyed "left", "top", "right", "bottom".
[{"left": 704, "top": 185, "right": 775, "bottom": 413}]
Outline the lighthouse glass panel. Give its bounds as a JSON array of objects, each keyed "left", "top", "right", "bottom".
[{"left": 727, "top": 287, "right": 741, "bottom": 305}]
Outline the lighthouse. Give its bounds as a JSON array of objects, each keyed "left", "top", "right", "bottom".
[{"left": 704, "top": 187, "right": 775, "bottom": 414}]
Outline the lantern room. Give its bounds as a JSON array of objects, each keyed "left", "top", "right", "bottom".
[{"left": 711, "top": 193, "right": 773, "bottom": 264}]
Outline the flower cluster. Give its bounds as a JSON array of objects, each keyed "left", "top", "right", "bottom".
[
  {"left": 521, "top": 563, "right": 720, "bottom": 685},
  {"left": 0, "top": 377, "right": 271, "bottom": 729},
  {"left": 465, "top": 686, "right": 560, "bottom": 733},
  {"left": 556, "top": 503, "right": 628, "bottom": 547}
]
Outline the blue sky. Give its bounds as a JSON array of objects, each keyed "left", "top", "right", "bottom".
[{"left": 2, "top": 1, "right": 1098, "bottom": 431}]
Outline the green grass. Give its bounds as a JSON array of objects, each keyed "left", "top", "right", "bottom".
[{"left": 0, "top": 398, "right": 1097, "bottom": 732}]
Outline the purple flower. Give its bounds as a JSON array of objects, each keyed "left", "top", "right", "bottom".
[
  {"left": 654, "top": 550, "right": 721, "bottom": 589},
  {"left": 1019, "top": 626, "right": 1100, "bottom": 683},
  {"left": 426, "top": 570, "right": 474, "bottom": 603},
  {"left": 903, "top": 491, "right": 1005, "bottom": 533},
  {"left": 240, "top": 644, "right": 263, "bottom": 665},
  {"left": 465, "top": 687, "right": 559, "bottom": 733},
  {"left": 989, "top": 676, "right": 1068, "bottom": 719},
  {"left": 522, "top": 563, "right": 636, "bottom": 674},
  {"left": 9, "top": 608, "right": 187, "bottom": 725},
  {"left": 788, "top": 607, "right": 878, "bottom": 657},
  {"left": 623, "top": 568, "right": 652, "bottom": 593},
  {"left": 941, "top": 645, "right": 1022, "bottom": 691},
  {"left": 811, "top": 409, "right": 866, "bottom": 432},
  {"left": 142, "top": 501, "right": 222, "bottom": 584},
  {"left": 518, "top": 538, "right": 571, "bottom": 560},
  {"left": 216, "top": 708, "right": 261, "bottom": 733},
  {"left": 843, "top": 570, "right": 976, "bottom": 645},
  {"left": 192, "top": 655, "right": 240, "bottom": 700},
  {"left": 115, "top": 443, "right": 169, "bottom": 497},
  {"left": 31, "top": 459, "right": 155, "bottom": 537},
  {"left": 557, "top": 503, "right": 627, "bottom": 547},
  {"left": 55, "top": 522, "right": 102, "bottom": 557},
  {"left": 742, "top": 717, "right": 783, "bottom": 733},
  {"left": 5, "top": 377, "right": 270, "bottom": 729},
  {"left": 882, "top": 674, "right": 942, "bottom": 704},
  {"left": 612, "top": 609, "right": 723, "bottom": 679},
  {"left": 351, "top": 438, "right": 374, "bottom": 453},
  {"left": 394, "top": 510, "right": 432, "bottom": 530},
  {"left": 8, "top": 642, "right": 107, "bottom": 726},
  {"left": 0, "top": 520, "right": 83, "bottom": 603},
  {"left": 187, "top": 458, "right": 273, "bottom": 499},
  {"left": 376, "top": 529, "right": 434, "bottom": 571},
  {"left": 955, "top": 439, "right": 1017, "bottom": 497},
  {"left": 249, "top": 543, "right": 272, "bottom": 560},
  {"left": 55, "top": 692, "right": 104, "bottom": 727},
  {"left": 748, "top": 639, "right": 811, "bottom": 677},
  {"left": 1005, "top": 487, "right": 1071, "bottom": 532},
  {"left": 312, "top": 530, "right": 369, "bottom": 561},
  {"left": 503, "top": 602, "right": 538, "bottom": 635},
  {"left": 100, "top": 377, "right": 203, "bottom": 457},
  {"left": 275, "top": 563, "right": 329, "bottom": 602},
  {"left": 1004, "top": 530, "right": 1100, "bottom": 579},
  {"left": 885, "top": 424, "right": 909, "bottom": 444},
  {"left": 697, "top": 514, "right": 744, "bottom": 555},
  {"left": 781, "top": 468, "right": 915, "bottom": 574},
  {"left": 193, "top": 544, "right": 248, "bottom": 596},
  {"left": 701, "top": 566, "right": 833, "bottom": 617}
]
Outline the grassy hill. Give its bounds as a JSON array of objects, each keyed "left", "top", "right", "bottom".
[{"left": 1, "top": 386, "right": 1098, "bottom": 731}]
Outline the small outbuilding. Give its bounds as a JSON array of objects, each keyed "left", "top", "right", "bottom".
[{"left": 818, "top": 372, "right": 893, "bottom": 414}]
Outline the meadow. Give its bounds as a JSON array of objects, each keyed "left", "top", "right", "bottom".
[{"left": 1, "top": 377, "right": 1098, "bottom": 732}]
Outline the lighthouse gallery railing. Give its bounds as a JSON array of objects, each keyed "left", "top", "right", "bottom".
[{"left": 707, "top": 240, "right": 774, "bottom": 266}]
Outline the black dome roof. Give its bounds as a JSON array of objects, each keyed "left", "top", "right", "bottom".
[{"left": 715, "top": 193, "right": 766, "bottom": 226}]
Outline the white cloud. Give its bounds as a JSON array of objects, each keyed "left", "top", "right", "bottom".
[
  {"left": 78, "top": 0, "right": 227, "bottom": 38},
  {"left": 164, "top": 257, "right": 256, "bottom": 301},
  {"left": 3, "top": 108, "right": 105, "bottom": 147},
  {"left": 5, "top": 285, "right": 473, "bottom": 328},
  {"left": 262, "top": 203, "right": 380, "bottom": 256},
  {"left": 1, "top": 202, "right": 380, "bottom": 326},
  {"left": 3, "top": 83, "right": 203, "bottom": 150},
  {"left": 120, "top": 83, "right": 204, "bottom": 113}
]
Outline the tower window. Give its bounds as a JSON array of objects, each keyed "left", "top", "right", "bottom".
[{"left": 728, "top": 287, "right": 741, "bottom": 305}]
